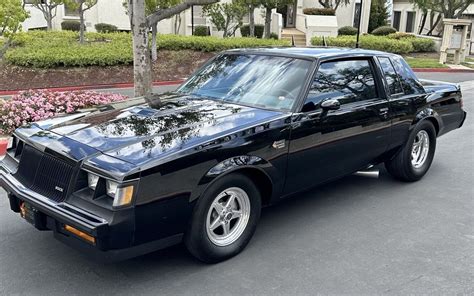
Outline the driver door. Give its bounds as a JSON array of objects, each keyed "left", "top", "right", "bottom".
[{"left": 284, "top": 58, "right": 391, "bottom": 194}]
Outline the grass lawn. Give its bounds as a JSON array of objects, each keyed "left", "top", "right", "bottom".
[
  {"left": 462, "top": 57, "right": 474, "bottom": 69},
  {"left": 404, "top": 56, "right": 449, "bottom": 68}
]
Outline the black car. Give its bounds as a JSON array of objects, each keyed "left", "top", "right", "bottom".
[{"left": 0, "top": 48, "right": 467, "bottom": 263}]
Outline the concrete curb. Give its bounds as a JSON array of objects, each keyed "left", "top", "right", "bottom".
[{"left": 0, "top": 80, "right": 184, "bottom": 96}]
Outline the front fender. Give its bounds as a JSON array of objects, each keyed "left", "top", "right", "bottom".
[{"left": 190, "top": 155, "right": 278, "bottom": 202}]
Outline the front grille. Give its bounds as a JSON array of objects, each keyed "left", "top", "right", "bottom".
[{"left": 15, "top": 145, "right": 75, "bottom": 202}]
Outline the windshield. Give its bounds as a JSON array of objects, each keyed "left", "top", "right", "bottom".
[{"left": 177, "top": 54, "right": 312, "bottom": 111}]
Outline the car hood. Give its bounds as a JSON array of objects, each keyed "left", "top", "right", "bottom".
[{"left": 17, "top": 93, "right": 285, "bottom": 167}]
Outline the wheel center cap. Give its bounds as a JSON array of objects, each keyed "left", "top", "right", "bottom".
[{"left": 225, "top": 212, "right": 233, "bottom": 221}]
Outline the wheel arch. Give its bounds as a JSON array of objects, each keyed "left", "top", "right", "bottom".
[
  {"left": 411, "top": 107, "right": 441, "bottom": 136},
  {"left": 191, "top": 156, "right": 277, "bottom": 206}
]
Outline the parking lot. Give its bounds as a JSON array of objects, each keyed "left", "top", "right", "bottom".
[{"left": 0, "top": 79, "right": 473, "bottom": 295}]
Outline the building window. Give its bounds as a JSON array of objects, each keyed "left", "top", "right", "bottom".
[
  {"left": 393, "top": 11, "right": 401, "bottom": 31},
  {"left": 64, "top": 3, "right": 80, "bottom": 17},
  {"left": 353, "top": 2, "right": 361, "bottom": 27},
  {"left": 24, "top": 0, "right": 46, "bottom": 4},
  {"left": 406, "top": 11, "right": 415, "bottom": 33}
]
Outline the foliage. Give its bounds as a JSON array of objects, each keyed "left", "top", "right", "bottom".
[
  {"left": 240, "top": 24, "right": 264, "bottom": 38},
  {"left": 338, "top": 26, "right": 358, "bottom": 35},
  {"left": 95, "top": 23, "right": 118, "bottom": 33},
  {"left": 409, "top": 0, "right": 473, "bottom": 19},
  {"left": 4, "top": 31, "right": 289, "bottom": 67},
  {"left": 311, "top": 35, "right": 414, "bottom": 54},
  {"left": 387, "top": 32, "right": 416, "bottom": 39},
  {"left": 27, "top": 0, "right": 66, "bottom": 30},
  {"left": 303, "top": 8, "right": 335, "bottom": 15},
  {"left": 61, "top": 20, "right": 81, "bottom": 31},
  {"left": 0, "top": 0, "right": 28, "bottom": 39},
  {"left": 193, "top": 25, "right": 209, "bottom": 36},
  {"left": 0, "top": 90, "right": 128, "bottom": 134},
  {"left": 408, "top": 37, "right": 435, "bottom": 52},
  {"left": 269, "top": 32, "right": 278, "bottom": 40},
  {"left": 371, "top": 26, "right": 397, "bottom": 35},
  {"left": 203, "top": 1, "right": 247, "bottom": 37},
  {"left": 368, "top": 0, "right": 388, "bottom": 33},
  {"left": 317, "top": 0, "right": 350, "bottom": 10}
]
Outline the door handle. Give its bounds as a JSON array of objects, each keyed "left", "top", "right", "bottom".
[{"left": 379, "top": 107, "right": 389, "bottom": 115}]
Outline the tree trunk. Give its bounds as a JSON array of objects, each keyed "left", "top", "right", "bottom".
[
  {"left": 151, "top": 23, "right": 158, "bottom": 62},
  {"left": 79, "top": 4, "right": 85, "bottom": 44},
  {"left": 418, "top": 11, "right": 427, "bottom": 35},
  {"left": 0, "top": 39, "right": 12, "bottom": 59},
  {"left": 130, "top": 0, "right": 152, "bottom": 97},
  {"left": 264, "top": 7, "right": 272, "bottom": 39},
  {"left": 249, "top": 4, "right": 255, "bottom": 37},
  {"left": 427, "top": 13, "right": 441, "bottom": 36}
]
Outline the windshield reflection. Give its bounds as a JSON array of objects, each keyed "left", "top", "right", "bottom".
[{"left": 177, "top": 54, "right": 312, "bottom": 111}]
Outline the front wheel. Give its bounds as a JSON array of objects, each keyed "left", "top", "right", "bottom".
[
  {"left": 184, "top": 173, "right": 261, "bottom": 263},
  {"left": 385, "top": 121, "right": 437, "bottom": 182}
]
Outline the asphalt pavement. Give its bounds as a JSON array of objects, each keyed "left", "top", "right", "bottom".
[{"left": 0, "top": 78, "right": 473, "bottom": 295}]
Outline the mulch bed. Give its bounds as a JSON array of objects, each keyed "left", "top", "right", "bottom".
[{"left": 0, "top": 50, "right": 215, "bottom": 91}]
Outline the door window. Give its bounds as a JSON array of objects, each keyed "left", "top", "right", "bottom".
[
  {"left": 378, "top": 57, "right": 404, "bottom": 95},
  {"left": 302, "top": 59, "right": 378, "bottom": 112}
]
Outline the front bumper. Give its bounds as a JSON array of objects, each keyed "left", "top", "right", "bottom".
[{"left": 0, "top": 159, "right": 181, "bottom": 262}]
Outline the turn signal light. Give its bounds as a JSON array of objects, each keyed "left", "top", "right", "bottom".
[{"left": 64, "top": 225, "right": 96, "bottom": 245}]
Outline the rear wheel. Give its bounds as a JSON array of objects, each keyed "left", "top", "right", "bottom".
[
  {"left": 385, "top": 121, "right": 436, "bottom": 182},
  {"left": 184, "top": 173, "right": 261, "bottom": 263}
]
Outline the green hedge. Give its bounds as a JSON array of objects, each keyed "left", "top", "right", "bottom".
[
  {"left": 338, "top": 26, "right": 358, "bottom": 36},
  {"left": 303, "top": 8, "right": 335, "bottom": 15},
  {"left": 387, "top": 33, "right": 435, "bottom": 52},
  {"left": 371, "top": 26, "right": 397, "bottom": 35},
  {"left": 310, "top": 35, "right": 414, "bottom": 54},
  {"left": 95, "top": 23, "right": 118, "bottom": 33},
  {"left": 240, "top": 25, "right": 264, "bottom": 38},
  {"left": 193, "top": 26, "right": 209, "bottom": 36},
  {"left": 61, "top": 20, "right": 81, "bottom": 32},
  {"left": 5, "top": 31, "right": 290, "bottom": 68}
]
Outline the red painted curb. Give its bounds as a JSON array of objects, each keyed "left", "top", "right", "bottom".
[
  {"left": 0, "top": 79, "right": 184, "bottom": 96},
  {"left": 413, "top": 68, "right": 474, "bottom": 73}
]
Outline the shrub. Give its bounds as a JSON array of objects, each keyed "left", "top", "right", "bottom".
[
  {"left": 387, "top": 32, "right": 415, "bottom": 39},
  {"left": 95, "top": 23, "right": 118, "bottom": 33},
  {"left": 61, "top": 20, "right": 81, "bottom": 32},
  {"left": 338, "top": 26, "right": 358, "bottom": 36},
  {"left": 4, "top": 31, "right": 290, "bottom": 67},
  {"left": 303, "top": 8, "right": 335, "bottom": 15},
  {"left": 310, "top": 35, "right": 413, "bottom": 54},
  {"left": 371, "top": 26, "right": 396, "bottom": 35},
  {"left": 269, "top": 32, "right": 279, "bottom": 40},
  {"left": 0, "top": 90, "right": 128, "bottom": 134},
  {"left": 193, "top": 26, "right": 209, "bottom": 36},
  {"left": 410, "top": 37, "right": 435, "bottom": 52},
  {"left": 240, "top": 24, "right": 264, "bottom": 38}
]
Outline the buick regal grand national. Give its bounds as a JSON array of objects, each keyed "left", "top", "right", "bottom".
[{"left": 0, "top": 48, "right": 467, "bottom": 263}]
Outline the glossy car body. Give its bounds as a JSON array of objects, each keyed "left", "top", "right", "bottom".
[{"left": 0, "top": 48, "right": 467, "bottom": 261}]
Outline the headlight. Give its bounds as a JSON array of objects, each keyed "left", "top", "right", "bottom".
[
  {"left": 106, "top": 180, "right": 134, "bottom": 207},
  {"left": 87, "top": 173, "right": 99, "bottom": 190}
]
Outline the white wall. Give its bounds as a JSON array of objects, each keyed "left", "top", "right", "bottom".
[{"left": 22, "top": 4, "right": 47, "bottom": 31}]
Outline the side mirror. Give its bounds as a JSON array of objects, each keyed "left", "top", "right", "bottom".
[{"left": 321, "top": 98, "right": 341, "bottom": 111}]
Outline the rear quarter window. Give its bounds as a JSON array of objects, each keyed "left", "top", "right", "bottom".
[{"left": 391, "top": 55, "right": 425, "bottom": 95}]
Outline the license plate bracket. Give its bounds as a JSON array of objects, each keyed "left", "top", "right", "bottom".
[{"left": 20, "top": 202, "right": 47, "bottom": 230}]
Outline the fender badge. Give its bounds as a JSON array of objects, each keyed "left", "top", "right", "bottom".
[
  {"left": 272, "top": 140, "right": 285, "bottom": 149},
  {"left": 55, "top": 186, "right": 64, "bottom": 193}
]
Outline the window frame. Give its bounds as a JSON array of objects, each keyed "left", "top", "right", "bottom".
[
  {"left": 299, "top": 56, "right": 385, "bottom": 113},
  {"left": 377, "top": 56, "right": 405, "bottom": 97}
]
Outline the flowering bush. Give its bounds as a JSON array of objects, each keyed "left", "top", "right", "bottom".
[{"left": 0, "top": 90, "right": 128, "bottom": 134}]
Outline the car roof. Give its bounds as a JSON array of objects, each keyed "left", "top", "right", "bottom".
[{"left": 225, "top": 47, "right": 394, "bottom": 60}]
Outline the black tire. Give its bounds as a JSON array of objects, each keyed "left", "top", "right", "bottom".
[
  {"left": 184, "top": 173, "right": 262, "bottom": 263},
  {"left": 385, "top": 120, "right": 436, "bottom": 182}
]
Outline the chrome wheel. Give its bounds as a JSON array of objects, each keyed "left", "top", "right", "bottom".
[
  {"left": 206, "top": 187, "right": 251, "bottom": 247},
  {"left": 411, "top": 130, "right": 430, "bottom": 169}
]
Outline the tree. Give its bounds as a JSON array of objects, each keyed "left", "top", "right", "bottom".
[
  {"left": 28, "top": 0, "right": 66, "bottom": 30},
  {"left": 67, "top": 0, "right": 98, "bottom": 44},
  {"left": 368, "top": 0, "right": 388, "bottom": 33},
  {"left": 318, "top": 0, "right": 350, "bottom": 10},
  {"left": 203, "top": 1, "right": 246, "bottom": 37},
  {"left": 260, "top": 0, "right": 293, "bottom": 38},
  {"left": 410, "top": 0, "right": 474, "bottom": 36},
  {"left": 129, "top": 0, "right": 219, "bottom": 97},
  {"left": 245, "top": 0, "right": 260, "bottom": 37},
  {"left": 0, "top": 0, "right": 28, "bottom": 59}
]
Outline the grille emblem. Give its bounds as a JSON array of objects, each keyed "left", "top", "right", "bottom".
[{"left": 55, "top": 186, "right": 64, "bottom": 192}]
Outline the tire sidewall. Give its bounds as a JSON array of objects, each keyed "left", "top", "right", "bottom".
[
  {"left": 406, "top": 121, "right": 436, "bottom": 178},
  {"left": 185, "top": 173, "right": 262, "bottom": 263}
]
